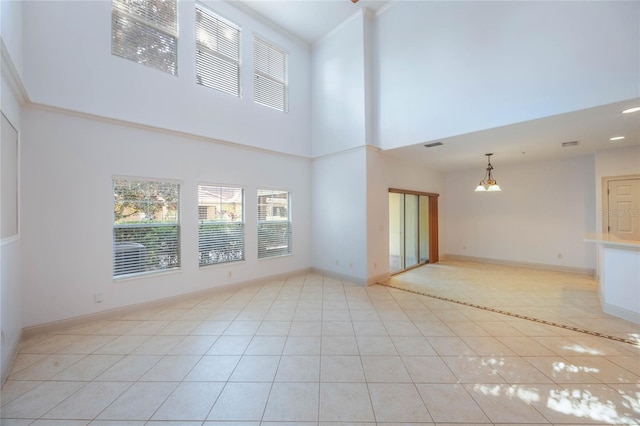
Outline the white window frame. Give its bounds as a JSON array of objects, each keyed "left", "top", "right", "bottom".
[
  {"left": 113, "top": 177, "right": 181, "bottom": 278},
  {"left": 198, "top": 184, "right": 245, "bottom": 266},
  {"left": 195, "top": 4, "right": 242, "bottom": 97},
  {"left": 111, "top": 0, "right": 178, "bottom": 75},
  {"left": 257, "top": 189, "right": 292, "bottom": 259},
  {"left": 253, "top": 36, "right": 288, "bottom": 112}
]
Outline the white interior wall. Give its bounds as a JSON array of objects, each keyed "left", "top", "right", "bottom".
[
  {"left": 383, "top": 156, "right": 444, "bottom": 200},
  {"left": 311, "top": 149, "right": 368, "bottom": 282},
  {"left": 311, "top": 11, "right": 368, "bottom": 157},
  {"left": 374, "top": 1, "right": 640, "bottom": 149},
  {"left": 309, "top": 11, "right": 371, "bottom": 282},
  {"left": 0, "top": 79, "right": 22, "bottom": 382},
  {"left": 1, "top": 0, "right": 24, "bottom": 383},
  {"left": 20, "top": 107, "right": 312, "bottom": 327},
  {"left": 22, "top": 0, "right": 311, "bottom": 157},
  {"left": 366, "top": 149, "right": 390, "bottom": 280},
  {"left": 444, "top": 155, "right": 597, "bottom": 271}
]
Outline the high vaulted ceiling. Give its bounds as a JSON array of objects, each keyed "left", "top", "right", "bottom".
[
  {"left": 235, "top": 0, "right": 388, "bottom": 45},
  {"left": 234, "top": 1, "right": 640, "bottom": 171}
]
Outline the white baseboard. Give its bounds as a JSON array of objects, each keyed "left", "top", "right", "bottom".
[
  {"left": 367, "top": 272, "right": 391, "bottom": 286},
  {"left": 22, "top": 268, "right": 312, "bottom": 339},
  {"left": 309, "top": 267, "right": 367, "bottom": 286},
  {"left": 308, "top": 268, "right": 390, "bottom": 287},
  {"left": 1, "top": 329, "right": 23, "bottom": 385},
  {"left": 601, "top": 302, "right": 640, "bottom": 325},
  {"left": 443, "top": 254, "right": 596, "bottom": 276}
]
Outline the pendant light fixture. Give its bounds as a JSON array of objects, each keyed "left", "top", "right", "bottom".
[{"left": 475, "top": 153, "right": 502, "bottom": 192}]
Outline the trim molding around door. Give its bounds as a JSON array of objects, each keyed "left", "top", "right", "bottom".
[
  {"left": 601, "top": 174, "right": 640, "bottom": 235},
  {"left": 389, "top": 188, "right": 440, "bottom": 198},
  {"left": 429, "top": 195, "right": 439, "bottom": 263}
]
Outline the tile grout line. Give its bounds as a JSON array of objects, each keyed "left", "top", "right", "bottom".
[{"left": 380, "top": 282, "right": 640, "bottom": 347}]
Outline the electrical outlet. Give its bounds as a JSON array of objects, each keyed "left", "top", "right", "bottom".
[
  {"left": 228, "top": 271, "right": 233, "bottom": 277},
  {"left": 94, "top": 293, "right": 104, "bottom": 303},
  {"left": 557, "top": 253, "right": 563, "bottom": 259}
]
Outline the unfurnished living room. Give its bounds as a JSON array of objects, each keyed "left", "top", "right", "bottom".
[{"left": 1, "top": 0, "right": 639, "bottom": 424}]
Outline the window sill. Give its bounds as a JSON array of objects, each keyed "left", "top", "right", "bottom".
[
  {"left": 258, "top": 253, "right": 293, "bottom": 261},
  {"left": 113, "top": 267, "right": 181, "bottom": 283},
  {"left": 199, "top": 259, "right": 247, "bottom": 269}
]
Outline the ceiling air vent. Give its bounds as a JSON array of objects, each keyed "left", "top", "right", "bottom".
[
  {"left": 561, "top": 140, "right": 580, "bottom": 147},
  {"left": 424, "top": 142, "right": 443, "bottom": 148}
]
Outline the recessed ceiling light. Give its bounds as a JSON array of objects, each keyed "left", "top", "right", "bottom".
[
  {"left": 622, "top": 106, "right": 640, "bottom": 114},
  {"left": 610, "top": 136, "right": 625, "bottom": 141}
]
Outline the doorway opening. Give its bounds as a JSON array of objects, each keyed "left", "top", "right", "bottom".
[{"left": 389, "top": 189, "right": 439, "bottom": 274}]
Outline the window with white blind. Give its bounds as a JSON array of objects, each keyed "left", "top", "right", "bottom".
[
  {"left": 111, "top": 0, "right": 178, "bottom": 75},
  {"left": 195, "top": 5, "right": 241, "bottom": 96},
  {"left": 198, "top": 184, "right": 245, "bottom": 266},
  {"left": 258, "top": 189, "right": 291, "bottom": 259},
  {"left": 113, "top": 178, "right": 180, "bottom": 278},
  {"left": 254, "top": 37, "right": 288, "bottom": 112}
]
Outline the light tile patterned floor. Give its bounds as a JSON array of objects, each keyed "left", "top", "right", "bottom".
[{"left": 1, "top": 260, "right": 639, "bottom": 425}]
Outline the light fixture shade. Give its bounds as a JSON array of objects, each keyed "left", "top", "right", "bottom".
[{"left": 475, "top": 153, "right": 501, "bottom": 192}]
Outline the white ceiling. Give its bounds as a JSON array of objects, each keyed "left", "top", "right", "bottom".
[
  {"left": 384, "top": 99, "right": 640, "bottom": 172},
  {"left": 233, "top": 1, "right": 640, "bottom": 171},
  {"left": 234, "top": 0, "right": 389, "bottom": 45}
]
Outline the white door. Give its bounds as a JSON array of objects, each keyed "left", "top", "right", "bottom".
[{"left": 607, "top": 178, "right": 640, "bottom": 241}]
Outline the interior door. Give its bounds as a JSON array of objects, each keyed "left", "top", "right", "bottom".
[{"left": 607, "top": 178, "right": 640, "bottom": 240}]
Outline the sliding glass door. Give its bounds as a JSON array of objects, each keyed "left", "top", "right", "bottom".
[
  {"left": 389, "top": 192, "right": 404, "bottom": 273},
  {"left": 419, "top": 195, "right": 429, "bottom": 264},
  {"left": 389, "top": 189, "right": 438, "bottom": 274},
  {"left": 404, "top": 194, "right": 419, "bottom": 269}
]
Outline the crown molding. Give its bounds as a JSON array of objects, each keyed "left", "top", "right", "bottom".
[
  {"left": 1, "top": 37, "right": 29, "bottom": 105},
  {"left": 225, "top": 1, "right": 311, "bottom": 49}
]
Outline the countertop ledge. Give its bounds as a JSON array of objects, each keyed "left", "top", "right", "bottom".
[{"left": 584, "top": 233, "right": 640, "bottom": 249}]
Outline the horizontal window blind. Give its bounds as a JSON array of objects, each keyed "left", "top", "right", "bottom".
[
  {"left": 111, "top": 0, "right": 178, "bottom": 75},
  {"left": 199, "top": 223, "right": 244, "bottom": 265},
  {"left": 113, "top": 178, "right": 180, "bottom": 277},
  {"left": 114, "top": 224, "right": 180, "bottom": 276},
  {"left": 198, "top": 184, "right": 245, "bottom": 266},
  {"left": 254, "top": 37, "right": 288, "bottom": 112},
  {"left": 196, "top": 5, "right": 241, "bottom": 96},
  {"left": 112, "top": 0, "right": 177, "bottom": 32},
  {"left": 257, "top": 189, "right": 291, "bottom": 259}
]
